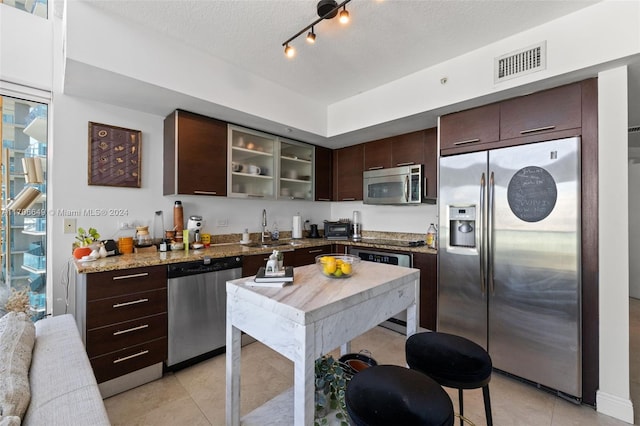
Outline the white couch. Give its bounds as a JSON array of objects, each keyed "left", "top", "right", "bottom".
[{"left": 2, "top": 314, "right": 111, "bottom": 425}]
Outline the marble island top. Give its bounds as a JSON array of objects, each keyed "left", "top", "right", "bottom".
[{"left": 74, "top": 233, "right": 436, "bottom": 274}]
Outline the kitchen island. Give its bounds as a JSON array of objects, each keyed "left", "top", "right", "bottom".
[{"left": 225, "top": 261, "right": 420, "bottom": 426}]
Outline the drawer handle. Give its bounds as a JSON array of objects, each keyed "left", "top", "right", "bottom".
[
  {"left": 247, "top": 194, "right": 265, "bottom": 198},
  {"left": 317, "top": 198, "right": 331, "bottom": 201},
  {"left": 341, "top": 198, "right": 356, "bottom": 201},
  {"left": 113, "top": 350, "right": 149, "bottom": 364},
  {"left": 193, "top": 190, "right": 217, "bottom": 195},
  {"left": 396, "top": 162, "right": 415, "bottom": 167},
  {"left": 368, "top": 166, "right": 384, "bottom": 170},
  {"left": 113, "top": 324, "right": 149, "bottom": 336},
  {"left": 453, "top": 138, "right": 480, "bottom": 146},
  {"left": 308, "top": 249, "right": 324, "bottom": 254},
  {"left": 520, "top": 125, "right": 556, "bottom": 135},
  {"left": 113, "top": 298, "right": 149, "bottom": 308},
  {"left": 112, "top": 272, "right": 149, "bottom": 281}
]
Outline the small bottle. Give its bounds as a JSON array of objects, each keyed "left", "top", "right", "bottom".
[
  {"left": 271, "top": 221, "right": 279, "bottom": 241},
  {"left": 426, "top": 223, "right": 437, "bottom": 249},
  {"left": 242, "top": 228, "right": 250, "bottom": 243}
]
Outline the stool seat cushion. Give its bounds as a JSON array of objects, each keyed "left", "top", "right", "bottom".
[
  {"left": 345, "top": 365, "right": 454, "bottom": 426},
  {"left": 406, "top": 332, "right": 492, "bottom": 388}
]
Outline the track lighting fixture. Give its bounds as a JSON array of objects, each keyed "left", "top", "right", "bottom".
[{"left": 282, "top": 0, "right": 352, "bottom": 58}]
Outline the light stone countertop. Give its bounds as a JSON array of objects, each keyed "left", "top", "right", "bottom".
[{"left": 74, "top": 234, "right": 436, "bottom": 274}]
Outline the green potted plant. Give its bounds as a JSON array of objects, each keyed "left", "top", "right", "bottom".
[
  {"left": 314, "top": 355, "right": 350, "bottom": 426},
  {"left": 73, "top": 227, "right": 101, "bottom": 259}
]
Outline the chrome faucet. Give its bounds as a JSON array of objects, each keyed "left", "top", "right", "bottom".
[{"left": 261, "top": 209, "right": 268, "bottom": 243}]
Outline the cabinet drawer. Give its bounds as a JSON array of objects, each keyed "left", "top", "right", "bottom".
[
  {"left": 500, "top": 83, "right": 581, "bottom": 140},
  {"left": 440, "top": 104, "right": 500, "bottom": 152},
  {"left": 90, "top": 337, "right": 167, "bottom": 383},
  {"left": 293, "top": 245, "right": 332, "bottom": 267},
  {"left": 86, "top": 313, "right": 167, "bottom": 358},
  {"left": 87, "top": 265, "right": 167, "bottom": 301},
  {"left": 87, "top": 288, "right": 167, "bottom": 329}
]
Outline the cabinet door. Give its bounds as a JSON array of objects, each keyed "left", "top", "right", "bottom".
[
  {"left": 228, "top": 125, "right": 276, "bottom": 199},
  {"left": 279, "top": 139, "right": 313, "bottom": 200},
  {"left": 333, "top": 144, "right": 364, "bottom": 201},
  {"left": 392, "top": 131, "right": 425, "bottom": 167},
  {"left": 423, "top": 128, "right": 438, "bottom": 200},
  {"left": 315, "top": 146, "right": 333, "bottom": 201},
  {"left": 364, "top": 138, "right": 392, "bottom": 171},
  {"left": 500, "top": 82, "right": 581, "bottom": 141},
  {"left": 440, "top": 104, "right": 500, "bottom": 154},
  {"left": 413, "top": 253, "right": 437, "bottom": 330},
  {"left": 293, "top": 245, "right": 332, "bottom": 267},
  {"left": 164, "top": 110, "right": 227, "bottom": 196}
]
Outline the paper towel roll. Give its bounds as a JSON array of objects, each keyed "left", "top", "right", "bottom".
[{"left": 292, "top": 214, "right": 302, "bottom": 239}]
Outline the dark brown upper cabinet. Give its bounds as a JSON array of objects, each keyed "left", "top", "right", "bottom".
[
  {"left": 333, "top": 144, "right": 364, "bottom": 201},
  {"left": 164, "top": 110, "right": 227, "bottom": 196},
  {"left": 314, "top": 145, "right": 333, "bottom": 201}
]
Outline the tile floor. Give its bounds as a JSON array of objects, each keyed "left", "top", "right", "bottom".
[{"left": 105, "top": 298, "right": 640, "bottom": 425}]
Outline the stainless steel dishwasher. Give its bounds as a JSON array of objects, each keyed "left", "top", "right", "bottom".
[{"left": 166, "top": 255, "right": 242, "bottom": 368}]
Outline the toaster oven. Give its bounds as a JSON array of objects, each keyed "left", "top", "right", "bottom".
[{"left": 324, "top": 221, "right": 351, "bottom": 240}]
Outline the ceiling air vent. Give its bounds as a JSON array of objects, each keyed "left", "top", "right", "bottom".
[
  {"left": 629, "top": 126, "right": 640, "bottom": 133},
  {"left": 494, "top": 41, "right": 547, "bottom": 84}
]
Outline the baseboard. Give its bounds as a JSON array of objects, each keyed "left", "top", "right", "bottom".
[{"left": 596, "top": 390, "right": 634, "bottom": 423}]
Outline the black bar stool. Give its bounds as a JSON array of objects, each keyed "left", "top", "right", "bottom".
[
  {"left": 345, "top": 364, "right": 454, "bottom": 426},
  {"left": 406, "top": 332, "right": 493, "bottom": 426}
]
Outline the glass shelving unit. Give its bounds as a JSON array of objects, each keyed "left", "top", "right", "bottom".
[
  {"left": 228, "top": 125, "right": 276, "bottom": 199},
  {"left": 278, "top": 138, "right": 314, "bottom": 201}
]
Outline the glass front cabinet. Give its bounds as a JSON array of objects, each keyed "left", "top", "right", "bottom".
[
  {"left": 228, "top": 125, "right": 314, "bottom": 200},
  {"left": 1, "top": 96, "right": 48, "bottom": 320}
]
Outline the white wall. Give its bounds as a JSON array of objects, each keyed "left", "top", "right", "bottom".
[
  {"left": 0, "top": 5, "right": 52, "bottom": 90},
  {"left": 328, "top": 0, "right": 640, "bottom": 137},
  {"left": 597, "top": 66, "right": 634, "bottom": 423},
  {"left": 330, "top": 202, "right": 438, "bottom": 236}
]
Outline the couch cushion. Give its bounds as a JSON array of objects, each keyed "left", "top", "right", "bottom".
[
  {"left": 0, "top": 312, "right": 36, "bottom": 420},
  {"left": 0, "top": 416, "right": 21, "bottom": 426},
  {"left": 22, "top": 314, "right": 110, "bottom": 426}
]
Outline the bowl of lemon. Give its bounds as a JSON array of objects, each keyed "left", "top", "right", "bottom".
[{"left": 316, "top": 254, "right": 361, "bottom": 279}]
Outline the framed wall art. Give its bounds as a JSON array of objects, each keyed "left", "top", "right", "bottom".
[{"left": 88, "top": 122, "right": 141, "bottom": 188}]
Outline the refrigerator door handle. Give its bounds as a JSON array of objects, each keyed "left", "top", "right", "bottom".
[
  {"left": 479, "top": 172, "right": 486, "bottom": 293},
  {"left": 488, "top": 171, "right": 495, "bottom": 294}
]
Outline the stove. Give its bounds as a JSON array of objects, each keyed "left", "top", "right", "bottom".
[{"left": 359, "top": 238, "right": 425, "bottom": 248}]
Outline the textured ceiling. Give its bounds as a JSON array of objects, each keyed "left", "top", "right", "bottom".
[{"left": 84, "top": 0, "right": 601, "bottom": 104}]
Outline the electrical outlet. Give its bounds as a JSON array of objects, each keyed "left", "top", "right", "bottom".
[
  {"left": 118, "top": 221, "right": 135, "bottom": 230},
  {"left": 63, "top": 218, "right": 76, "bottom": 234},
  {"left": 217, "top": 218, "right": 228, "bottom": 227}
]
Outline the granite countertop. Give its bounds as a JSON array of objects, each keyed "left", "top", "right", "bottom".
[{"left": 74, "top": 233, "right": 436, "bottom": 274}]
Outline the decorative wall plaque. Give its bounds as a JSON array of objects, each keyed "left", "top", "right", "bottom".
[{"left": 88, "top": 122, "right": 141, "bottom": 188}]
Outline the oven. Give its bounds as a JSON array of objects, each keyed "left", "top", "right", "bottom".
[{"left": 349, "top": 247, "right": 413, "bottom": 334}]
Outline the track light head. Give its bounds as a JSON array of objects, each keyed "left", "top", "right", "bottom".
[
  {"left": 284, "top": 44, "right": 295, "bottom": 58},
  {"left": 339, "top": 7, "right": 350, "bottom": 24},
  {"left": 306, "top": 28, "right": 316, "bottom": 44}
]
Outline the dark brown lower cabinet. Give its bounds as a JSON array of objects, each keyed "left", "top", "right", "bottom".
[{"left": 413, "top": 252, "right": 437, "bottom": 331}]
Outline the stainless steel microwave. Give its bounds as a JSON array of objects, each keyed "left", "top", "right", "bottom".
[{"left": 363, "top": 165, "right": 425, "bottom": 205}]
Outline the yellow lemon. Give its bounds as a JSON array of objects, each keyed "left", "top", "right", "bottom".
[
  {"left": 336, "top": 259, "right": 344, "bottom": 266},
  {"left": 323, "top": 259, "right": 337, "bottom": 274},
  {"left": 341, "top": 263, "right": 352, "bottom": 275}
]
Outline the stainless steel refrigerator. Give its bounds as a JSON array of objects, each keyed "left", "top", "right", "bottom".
[{"left": 438, "top": 136, "right": 581, "bottom": 398}]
